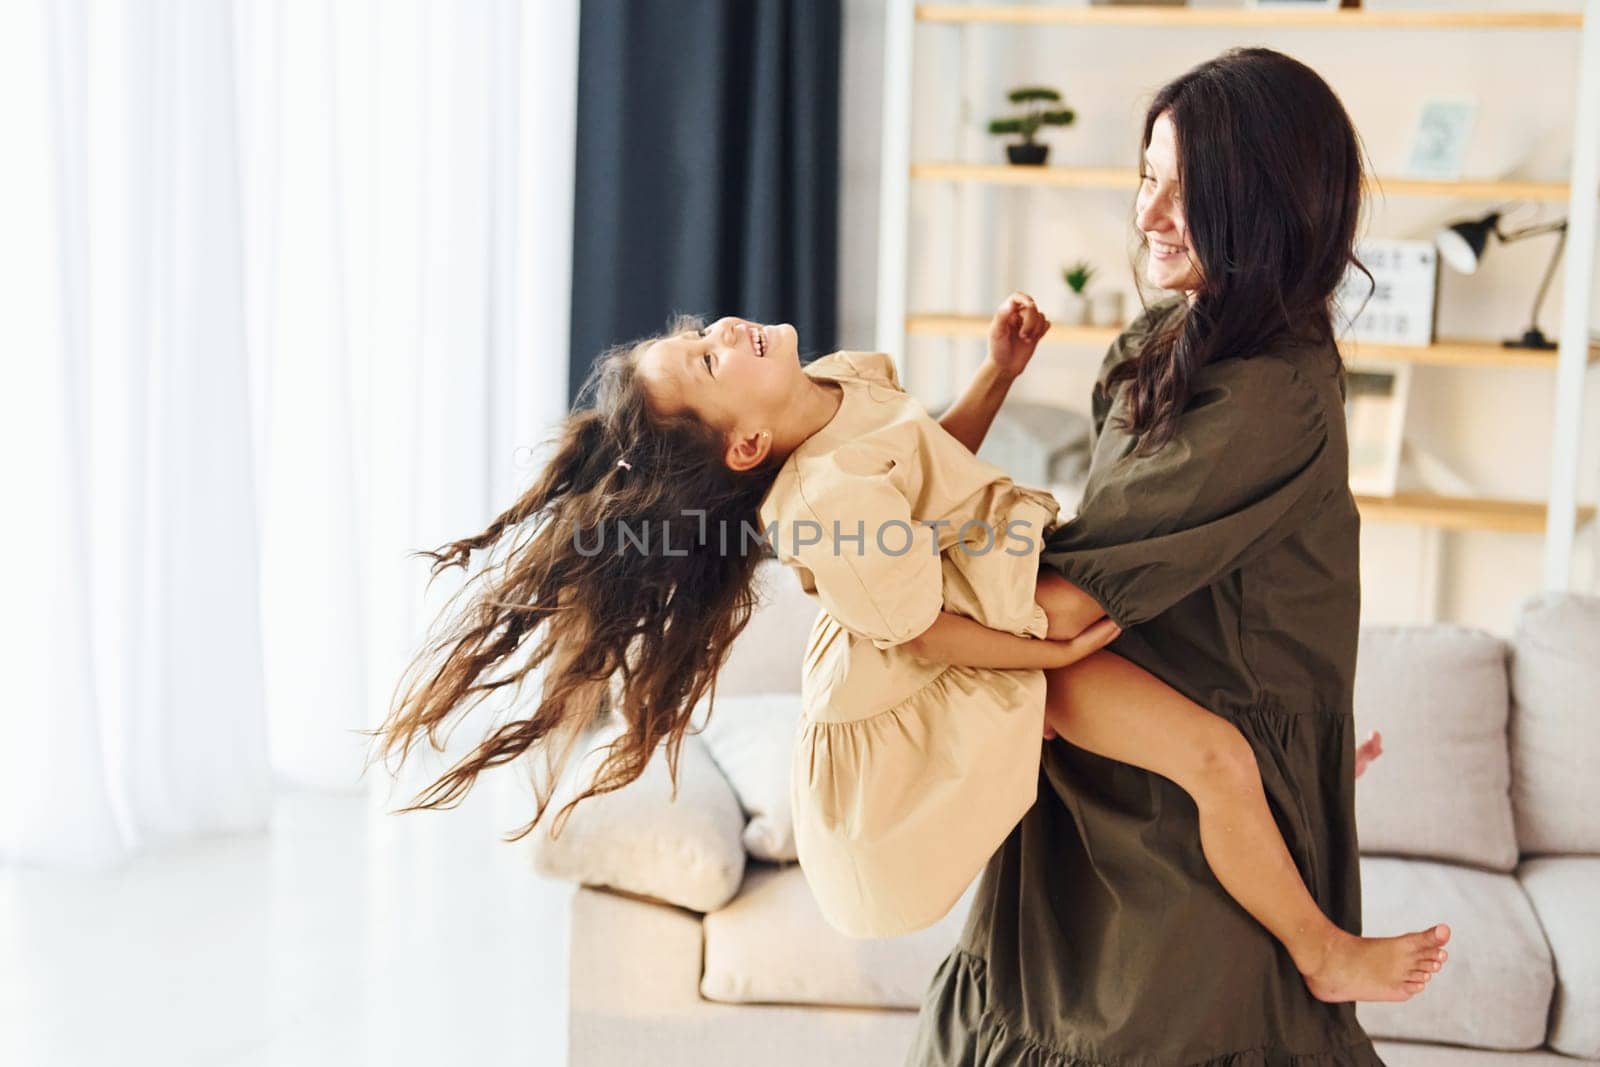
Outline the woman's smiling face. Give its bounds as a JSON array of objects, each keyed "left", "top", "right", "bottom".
[{"left": 1136, "top": 111, "right": 1204, "bottom": 296}]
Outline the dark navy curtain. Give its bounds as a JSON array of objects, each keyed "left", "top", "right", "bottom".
[{"left": 568, "top": 0, "right": 842, "bottom": 407}]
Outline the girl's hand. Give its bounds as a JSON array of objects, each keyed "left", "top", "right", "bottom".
[{"left": 986, "top": 291, "right": 1051, "bottom": 380}]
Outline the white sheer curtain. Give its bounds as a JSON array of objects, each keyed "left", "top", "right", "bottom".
[{"left": 0, "top": 0, "right": 578, "bottom": 869}]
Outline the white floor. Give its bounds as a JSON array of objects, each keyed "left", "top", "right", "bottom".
[{"left": 0, "top": 769, "right": 575, "bottom": 1067}]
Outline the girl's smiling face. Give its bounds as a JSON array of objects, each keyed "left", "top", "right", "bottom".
[
  {"left": 1136, "top": 112, "right": 1204, "bottom": 296},
  {"left": 636, "top": 316, "right": 801, "bottom": 425},
  {"left": 634, "top": 316, "right": 814, "bottom": 470}
]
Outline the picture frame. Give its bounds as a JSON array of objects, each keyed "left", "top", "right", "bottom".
[
  {"left": 1334, "top": 238, "right": 1439, "bottom": 347},
  {"left": 1344, "top": 361, "right": 1411, "bottom": 497},
  {"left": 1406, "top": 97, "right": 1479, "bottom": 181}
]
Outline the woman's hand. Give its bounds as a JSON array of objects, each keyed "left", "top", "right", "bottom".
[
  {"left": 1039, "top": 617, "right": 1122, "bottom": 739},
  {"left": 906, "top": 610, "right": 1119, "bottom": 672},
  {"left": 1037, "top": 617, "right": 1121, "bottom": 670},
  {"left": 986, "top": 291, "right": 1051, "bottom": 380}
]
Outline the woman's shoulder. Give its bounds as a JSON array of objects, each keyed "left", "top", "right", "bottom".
[
  {"left": 1117, "top": 295, "right": 1185, "bottom": 345},
  {"left": 1099, "top": 299, "right": 1334, "bottom": 412},
  {"left": 1183, "top": 349, "right": 1337, "bottom": 463},
  {"left": 1199, "top": 331, "right": 1341, "bottom": 416},
  {"left": 1125, "top": 295, "right": 1186, "bottom": 336},
  {"left": 1097, "top": 297, "right": 1183, "bottom": 380}
]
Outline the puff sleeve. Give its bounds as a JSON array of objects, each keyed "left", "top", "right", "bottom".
[
  {"left": 1039, "top": 353, "right": 1334, "bottom": 630},
  {"left": 767, "top": 453, "right": 944, "bottom": 652}
]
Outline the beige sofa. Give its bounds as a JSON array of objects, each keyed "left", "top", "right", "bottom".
[{"left": 533, "top": 561, "right": 1599, "bottom": 1066}]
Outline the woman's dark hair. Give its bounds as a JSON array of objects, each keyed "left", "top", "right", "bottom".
[
  {"left": 359, "top": 314, "right": 779, "bottom": 842},
  {"left": 1112, "top": 47, "right": 1371, "bottom": 455}
]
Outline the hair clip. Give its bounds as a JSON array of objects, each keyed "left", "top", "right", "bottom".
[{"left": 616, "top": 458, "right": 633, "bottom": 471}]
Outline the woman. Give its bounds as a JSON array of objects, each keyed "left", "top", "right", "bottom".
[{"left": 906, "top": 48, "right": 1443, "bottom": 1065}]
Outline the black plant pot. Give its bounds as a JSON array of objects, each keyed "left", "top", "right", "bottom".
[{"left": 1006, "top": 143, "right": 1049, "bottom": 166}]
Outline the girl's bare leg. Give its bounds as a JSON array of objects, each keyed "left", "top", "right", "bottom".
[{"left": 1033, "top": 570, "right": 1450, "bottom": 1004}]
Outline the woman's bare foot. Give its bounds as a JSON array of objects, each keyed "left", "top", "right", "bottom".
[
  {"left": 1298, "top": 923, "right": 1451, "bottom": 1003},
  {"left": 1354, "top": 729, "right": 1383, "bottom": 779}
]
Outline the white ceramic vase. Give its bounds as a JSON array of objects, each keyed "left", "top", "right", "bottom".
[
  {"left": 1062, "top": 292, "right": 1091, "bottom": 326},
  {"left": 1091, "top": 290, "right": 1125, "bottom": 328}
]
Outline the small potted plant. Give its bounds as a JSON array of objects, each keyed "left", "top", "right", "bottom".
[
  {"left": 1062, "top": 260, "right": 1095, "bottom": 324},
  {"left": 988, "top": 86, "right": 1076, "bottom": 166}
]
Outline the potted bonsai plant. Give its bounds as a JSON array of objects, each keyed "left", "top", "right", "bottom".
[
  {"left": 989, "top": 86, "right": 1076, "bottom": 166},
  {"left": 1062, "top": 260, "right": 1095, "bottom": 325}
]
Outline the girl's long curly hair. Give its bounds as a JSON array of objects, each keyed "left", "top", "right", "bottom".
[
  {"left": 1114, "top": 47, "right": 1372, "bottom": 456},
  {"left": 360, "top": 313, "right": 781, "bottom": 842}
]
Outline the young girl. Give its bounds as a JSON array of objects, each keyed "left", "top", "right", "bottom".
[{"left": 366, "top": 296, "right": 1443, "bottom": 1006}]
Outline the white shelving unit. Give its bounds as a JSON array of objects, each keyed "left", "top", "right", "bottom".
[{"left": 875, "top": 0, "right": 1600, "bottom": 591}]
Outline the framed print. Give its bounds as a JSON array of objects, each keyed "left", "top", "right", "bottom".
[
  {"left": 1406, "top": 98, "right": 1478, "bottom": 181},
  {"left": 1344, "top": 361, "right": 1411, "bottom": 497},
  {"left": 1334, "top": 238, "right": 1439, "bottom": 347}
]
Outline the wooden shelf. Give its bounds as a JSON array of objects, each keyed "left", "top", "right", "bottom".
[
  {"left": 907, "top": 315, "right": 1600, "bottom": 368},
  {"left": 1355, "top": 492, "right": 1597, "bottom": 534},
  {"left": 1342, "top": 337, "right": 1600, "bottom": 369},
  {"left": 916, "top": 7, "right": 1583, "bottom": 30},
  {"left": 909, "top": 163, "right": 1574, "bottom": 203},
  {"left": 1373, "top": 177, "right": 1574, "bottom": 201}
]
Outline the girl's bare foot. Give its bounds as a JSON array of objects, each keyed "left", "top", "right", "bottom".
[{"left": 1298, "top": 923, "right": 1451, "bottom": 1003}]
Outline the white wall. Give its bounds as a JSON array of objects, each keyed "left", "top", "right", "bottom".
[{"left": 838, "top": 0, "right": 1600, "bottom": 635}]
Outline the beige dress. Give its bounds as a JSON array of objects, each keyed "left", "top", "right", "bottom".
[{"left": 757, "top": 350, "right": 1062, "bottom": 939}]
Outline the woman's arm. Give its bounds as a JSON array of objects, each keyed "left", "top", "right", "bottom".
[
  {"left": 904, "top": 610, "right": 1120, "bottom": 670},
  {"left": 1038, "top": 356, "right": 1330, "bottom": 629}
]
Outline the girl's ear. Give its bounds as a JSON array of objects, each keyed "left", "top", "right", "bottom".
[{"left": 725, "top": 427, "right": 773, "bottom": 473}]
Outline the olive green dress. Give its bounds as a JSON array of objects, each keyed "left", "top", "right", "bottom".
[{"left": 906, "top": 299, "right": 1386, "bottom": 1066}]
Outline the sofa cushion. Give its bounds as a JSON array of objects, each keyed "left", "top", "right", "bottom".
[
  {"left": 1518, "top": 856, "right": 1600, "bottom": 1059},
  {"left": 692, "top": 692, "right": 802, "bottom": 862},
  {"left": 714, "top": 559, "right": 819, "bottom": 698},
  {"left": 1353, "top": 626, "right": 1519, "bottom": 871},
  {"left": 568, "top": 886, "right": 927, "bottom": 1067},
  {"left": 1356, "top": 857, "right": 1554, "bottom": 1050},
  {"left": 700, "top": 861, "right": 973, "bottom": 1008},
  {"left": 1509, "top": 592, "right": 1600, "bottom": 854},
  {"left": 530, "top": 721, "right": 746, "bottom": 913}
]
